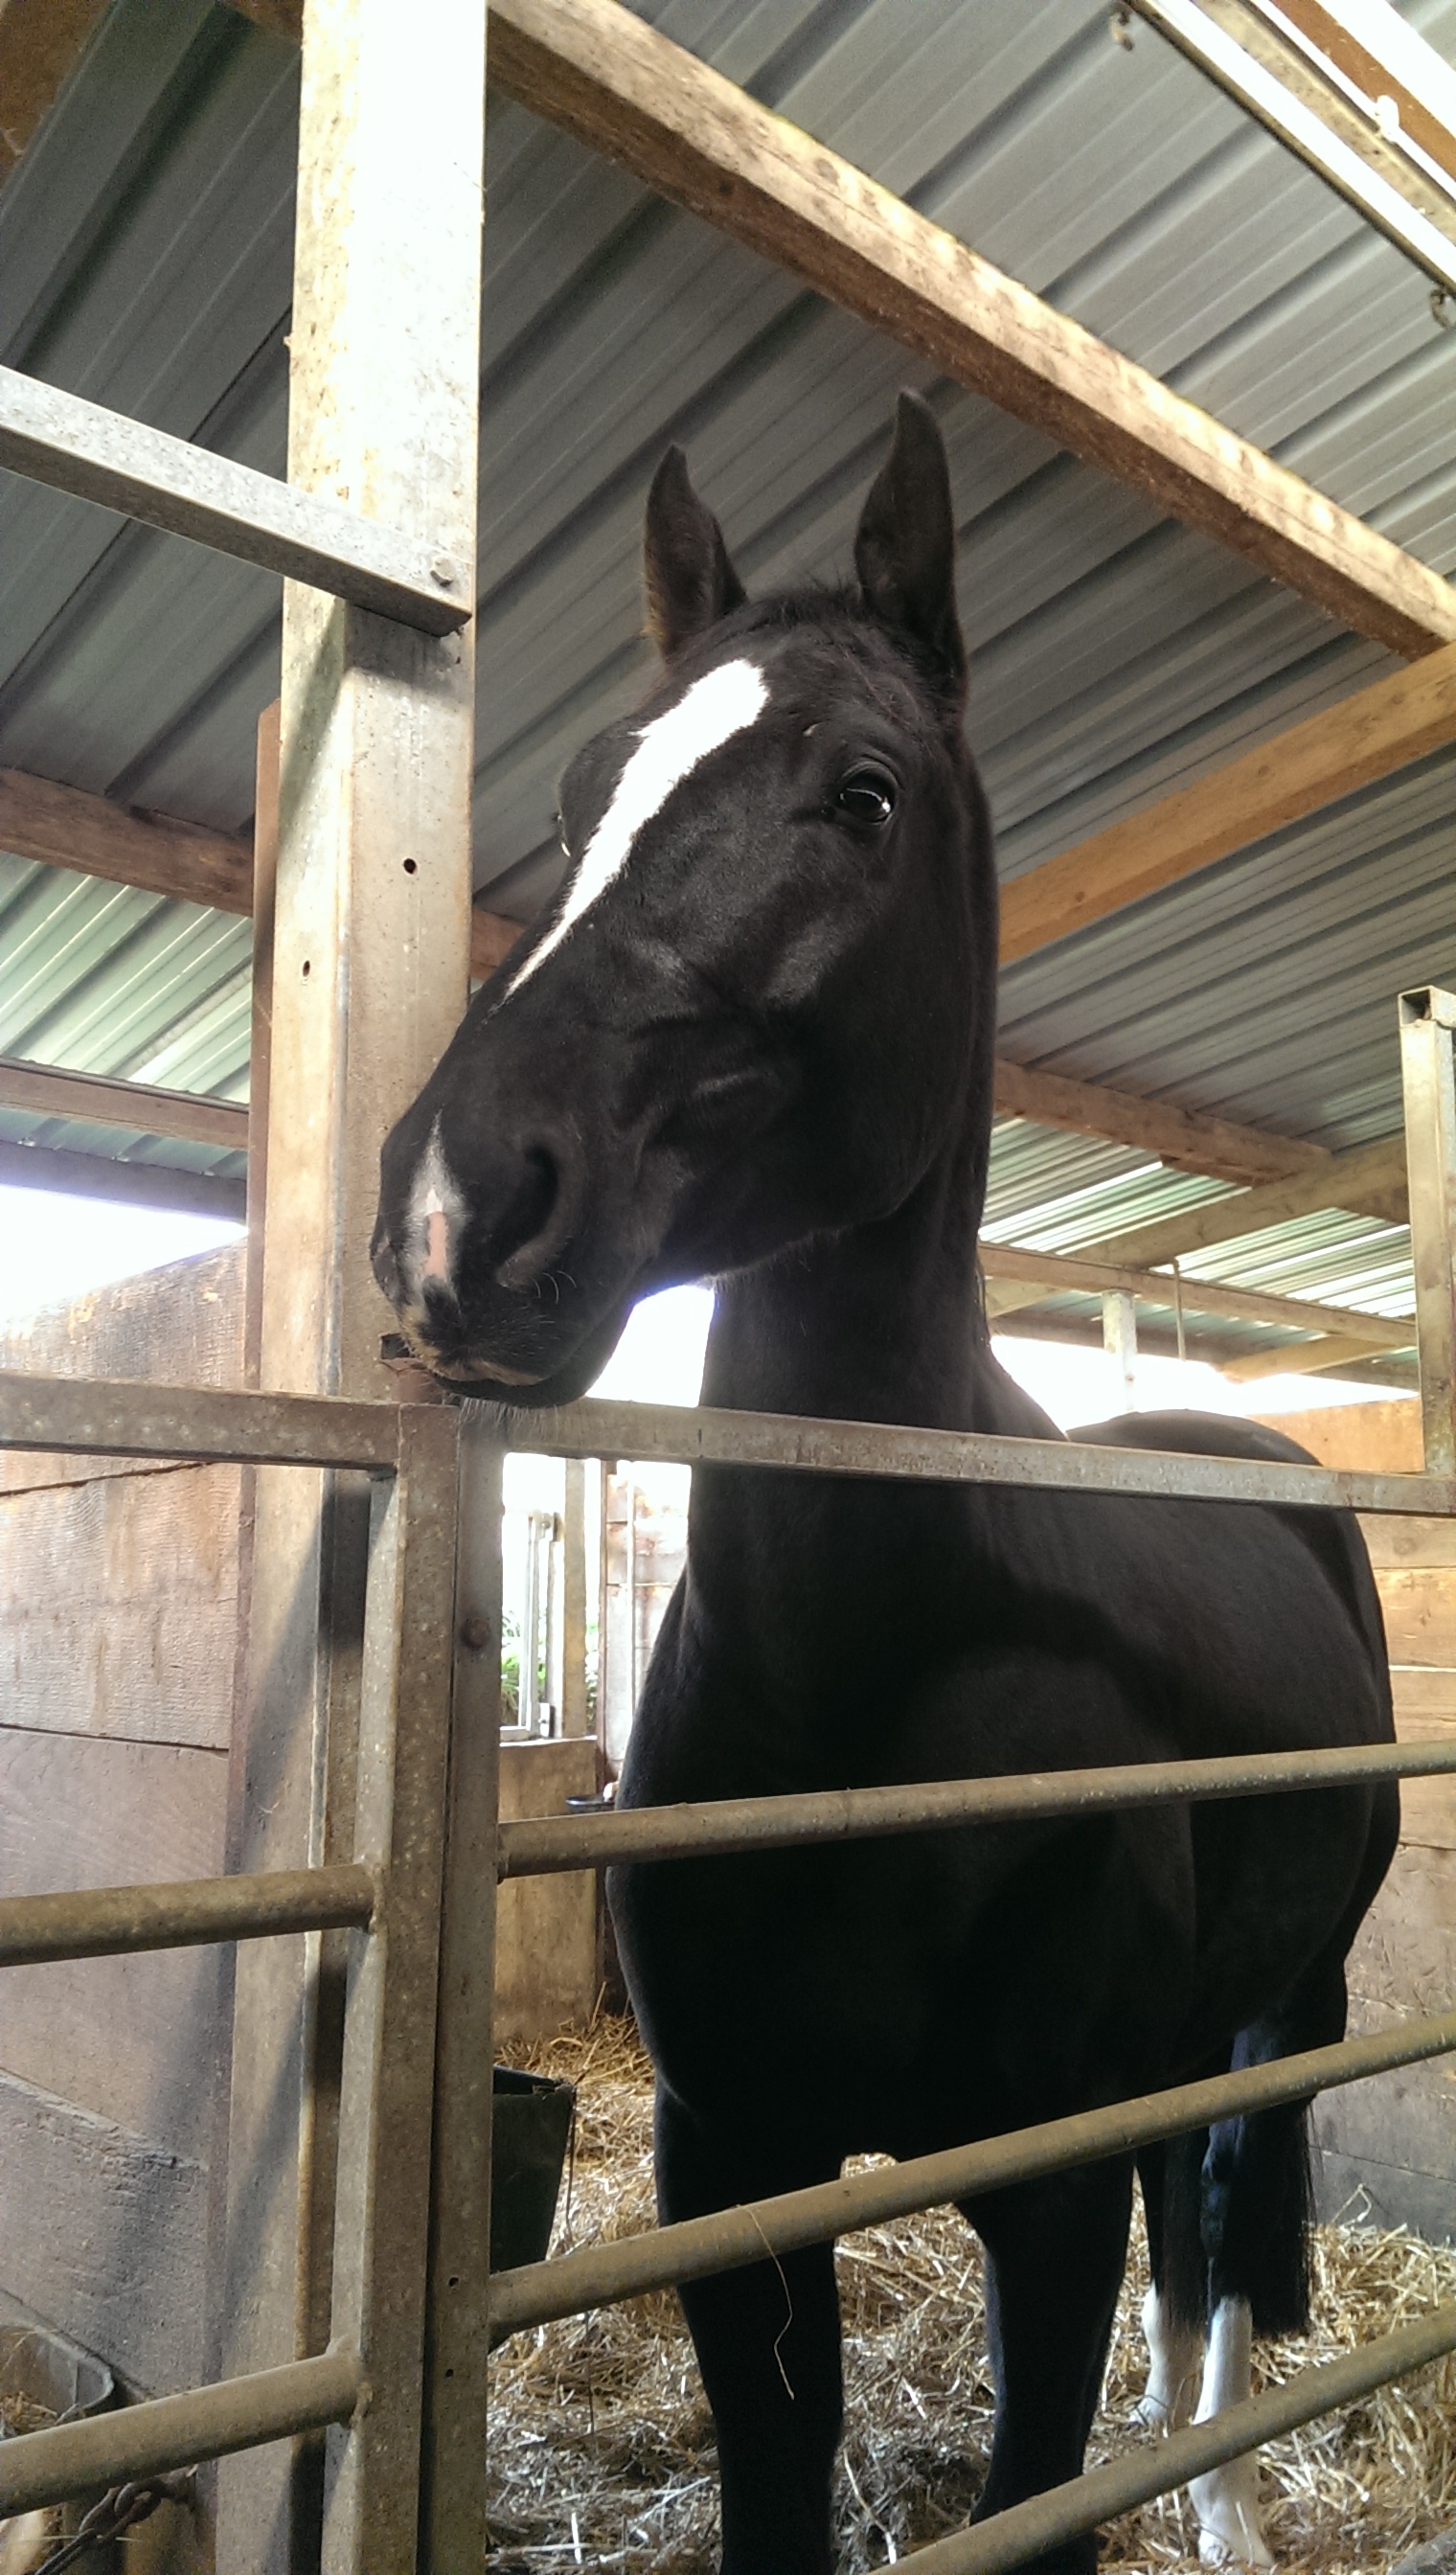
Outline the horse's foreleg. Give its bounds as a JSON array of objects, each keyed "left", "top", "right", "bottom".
[
  {"left": 962, "top": 2157, "right": 1134, "bottom": 2575},
  {"left": 656, "top": 2086, "right": 843, "bottom": 2575}
]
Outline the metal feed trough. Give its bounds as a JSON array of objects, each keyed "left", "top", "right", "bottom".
[{"left": 3, "top": 0, "right": 1456, "bottom": 2567}]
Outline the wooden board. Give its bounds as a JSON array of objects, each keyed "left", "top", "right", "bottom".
[
  {"left": 0, "top": 1242, "right": 244, "bottom": 1494},
  {"left": 0, "top": 1730, "right": 230, "bottom": 2154},
  {"left": 0, "top": 2069, "right": 208, "bottom": 2397},
  {"left": 0, "top": 1467, "right": 240, "bottom": 1747},
  {"left": 495, "top": 1739, "right": 600, "bottom": 2043},
  {"left": 1314, "top": 1842, "right": 1456, "bottom": 2243},
  {"left": 999, "top": 644, "right": 1456, "bottom": 962},
  {"left": 1379, "top": 1572, "right": 1456, "bottom": 1670}
]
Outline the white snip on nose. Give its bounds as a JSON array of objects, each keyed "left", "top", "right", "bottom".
[
  {"left": 407, "top": 1119, "right": 466, "bottom": 1301},
  {"left": 506, "top": 657, "right": 770, "bottom": 999}
]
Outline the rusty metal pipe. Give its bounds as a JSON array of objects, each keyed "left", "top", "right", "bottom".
[
  {"left": 899, "top": 2297, "right": 1456, "bottom": 2572},
  {"left": 0, "top": 2346, "right": 363, "bottom": 2517},
  {"left": 488, "top": 2004, "right": 1456, "bottom": 2333},
  {"left": 0, "top": 1864, "right": 376, "bottom": 1967},
  {"left": 497, "top": 1738, "right": 1456, "bottom": 1878}
]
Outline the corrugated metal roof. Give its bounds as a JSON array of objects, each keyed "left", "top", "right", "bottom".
[{"left": 0, "top": 0, "right": 1451, "bottom": 1350}]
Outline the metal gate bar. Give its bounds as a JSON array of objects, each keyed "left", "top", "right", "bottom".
[
  {"left": 900, "top": 2297, "right": 1456, "bottom": 2575},
  {"left": 0, "top": 1864, "right": 375, "bottom": 1966},
  {"left": 4, "top": 1370, "right": 1452, "bottom": 1514},
  {"left": 487, "top": 2003, "right": 1456, "bottom": 2333},
  {"left": 0, "top": 364, "right": 472, "bottom": 637},
  {"left": 497, "top": 1738, "right": 1456, "bottom": 1875},
  {"left": 0, "top": 2352, "right": 364, "bottom": 2519}
]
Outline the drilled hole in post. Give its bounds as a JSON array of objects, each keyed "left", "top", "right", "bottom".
[
  {"left": 302, "top": 959, "right": 311, "bottom": 978},
  {"left": 403, "top": 857, "right": 418, "bottom": 874}
]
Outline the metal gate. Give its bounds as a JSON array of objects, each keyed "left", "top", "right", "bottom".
[{"left": 2, "top": 0, "right": 1456, "bottom": 2565}]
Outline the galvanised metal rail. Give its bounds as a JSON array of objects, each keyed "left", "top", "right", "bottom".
[
  {"left": 0, "top": 1387, "right": 461, "bottom": 2565},
  {"left": 4, "top": 1350, "right": 1456, "bottom": 2565}
]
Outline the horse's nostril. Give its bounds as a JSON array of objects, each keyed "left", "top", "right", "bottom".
[{"left": 493, "top": 1139, "right": 579, "bottom": 1291}]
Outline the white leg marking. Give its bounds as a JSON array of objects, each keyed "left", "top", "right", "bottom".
[
  {"left": 505, "top": 657, "right": 770, "bottom": 998},
  {"left": 1136, "top": 2283, "right": 1203, "bottom": 2431},
  {"left": 1188, "top": 2298, "right": 1274, "bottom": 2569}
]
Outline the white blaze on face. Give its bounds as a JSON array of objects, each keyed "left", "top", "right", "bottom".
[
  {"left": 506, "top": 656, "right": 770, "bottom": 1000},
  {"left": 406, "top": 1119, "right": 466, "bottom": 1310}
]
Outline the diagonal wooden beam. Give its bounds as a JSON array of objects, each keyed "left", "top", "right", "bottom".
[
  {"left": 991, "top": 1058, "right": 1331, "bottom": 1188},
  {"left": 984, "top": 1131, "right": 1410, "bottom": 1324},
  {"left": 0, "top": 0, "right": 108, "bottom": 191},
  {"left": 999, "top": 640, "right": 1456, "bottom": 962},
  {"left": 979, "top": 1236, "right": 1413, "bottom": 1352},
  {"left": 1217, "top": 1331, "right": 1395, "bottom": 1382},
  {"left": 226, "top": 0, "right": 1456, "bottom": 656},
  {"left": 482, "top": 0, "right": 1456, "bottom": 660},
  {"left": 0, "top": 1055, "right": 247, "bottom": 1149}
]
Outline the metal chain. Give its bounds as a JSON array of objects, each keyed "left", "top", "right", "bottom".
[{"left": 32, "top": 2470, "right": 194, "bottom": 2573}]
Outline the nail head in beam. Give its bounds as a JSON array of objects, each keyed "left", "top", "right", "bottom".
[
  {"left": 0, "top": 2347, "right": 364, "bottom": 2518},
  {"left": 898, "top": 2300, "right": 1456, "bottom": 2573},
  {"left": 487, "top": 2003, "right": 1456, "bottom": 2330},
  {"left": 1400, "top": 984, "right": 1456, "bottom": 1475},
  {"left": 0, "top": 365, "right": 472, "bottom": 635},
  {"left": 0, "top": 1863, "right": 376, "bottom": 1967},
  {"left": 486, "top": 0, "right": 1456, "bottom": 659},
  {"left": 0, "top": 1056, "right": 248, "bottom": 1150},
  {"left": 0, "top": 1139, "right": 246, "bottom": 1221}
]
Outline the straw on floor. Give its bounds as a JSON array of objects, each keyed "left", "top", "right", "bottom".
[{"left": 488, "top": 2016, "right": 1456, "bottom": 2574}]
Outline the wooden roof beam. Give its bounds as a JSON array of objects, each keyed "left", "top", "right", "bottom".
[
  {"left": 0, "top": 765, "right": 522, "bottom": 983},
  {"left": 482, "top": 0, "right": 1456, "bottom": 660},
  {"left": 979, "top": 1235, "right": 1413, "bottom": 1353},
  {"left": 999, "top": 640, "right": 1456, "bottom": 962},
  {"left": 228, "top": 0, "right": 1456, "bottom": 653}
]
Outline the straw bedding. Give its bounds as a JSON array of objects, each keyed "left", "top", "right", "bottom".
[{"left": 489, "top": 2017, "right": 1456, "bottom": 2574}]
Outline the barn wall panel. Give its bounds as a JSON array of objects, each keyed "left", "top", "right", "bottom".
[
  {"left": 1314, "top": 1843, "right": 1456, "bottom": 2243},
  {"left": 0, "top": 1731, "right": 230, "bottom": 2158},
  {"left": 0, "top": 1465, "right": 240, "bottom": 1748},
  {"left": 0, "top": 2068, "right": 208, "bottom": 2396},
  {"left": 496, "top": 1738, "right": 600, "bottom": 2042}
]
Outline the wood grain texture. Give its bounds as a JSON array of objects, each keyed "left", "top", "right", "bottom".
[
  {"left": 0, "top": 2070, "right": 208, "bottom": 2395},
  {"left": 1381, "top": 1572, "right": 1456, "bottom": 1671},
  {"left": 487, "top": 0, "right": 1456, "bottom": 658},
  {"left": 495, "top": 1738, "right": 600, "bottom": 2042},
  {"left": 0, "top": 0, "right": 109, "bottom": 186},
  {"left": 0, "top": 1243, "right": 242, "bottom": 1493},
  {"left": 999, "top": 643, "right": 1456, "bottom": 961},
  {"left": 1314, "top": 1843, "right": 1456, "bottom": 2241},
  {"left": 0, "top": 1467, "right": 241, "bottom": 1746},
  {"left": 0, "top": 1056, "right": 247, "bottom": 1151},
  {"left": 991, "top": 1058, "right": 1331, "bottom": 1188},
  {"left": 0, "top": 768, "right": 252, "bottom": 913}
]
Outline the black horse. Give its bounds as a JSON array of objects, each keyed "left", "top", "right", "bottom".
[{"left": 373, "top": 398, "right": 1396, "bottom": 2575}]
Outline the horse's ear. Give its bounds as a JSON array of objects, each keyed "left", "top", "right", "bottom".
[
  {"left": 644, "top": 445, "right": 747, "bottom": 659},
  {"left": 853, "top": 392, "right": 966, "bottom": 711}
]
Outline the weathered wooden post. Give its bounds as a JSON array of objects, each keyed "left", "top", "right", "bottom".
[
  {"left": 1400, "top": 987, "right": 1456, "bottom": 1477},
  {"left": 216, "top": 4, "right": 487, "bottom": 2566}
]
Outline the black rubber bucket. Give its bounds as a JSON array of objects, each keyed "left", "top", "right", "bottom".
[{"left": 491, "top": 2066, "right": 576, "bottom": 2282}]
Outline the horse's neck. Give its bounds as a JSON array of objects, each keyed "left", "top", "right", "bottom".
[{"left": 700, "top": 1112, "right": 1023, "bottom": 1440}]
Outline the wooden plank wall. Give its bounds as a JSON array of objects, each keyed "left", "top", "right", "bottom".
[
  {"left": 1257, "top": 1399, "right": 1456, "bottom": 2241},
  {"left": 0, "top": 1248, "right": 244, "bottom": 2397}
]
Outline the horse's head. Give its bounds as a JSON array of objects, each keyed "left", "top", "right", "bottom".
[{"left": 372, "top": 393, "right": 996, "bottom": 1398}]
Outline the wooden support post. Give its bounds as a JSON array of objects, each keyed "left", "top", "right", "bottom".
[
  {"left": 560, "top": 1458, "right": 591, "bottom": 1738},
  {"left": 217, "top": 4, "right": 486, "bottom": 2569},
  {"left": 1400, "top": 987, "right": 1456, "bottom": 1476},
  {"left": 1103, "top": 1290, "right": 1138, "bottom": 1409}
]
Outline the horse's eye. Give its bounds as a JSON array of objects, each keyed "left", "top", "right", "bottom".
[{"left": 831, "top": 763, "right": 898, "bottom": 828}]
